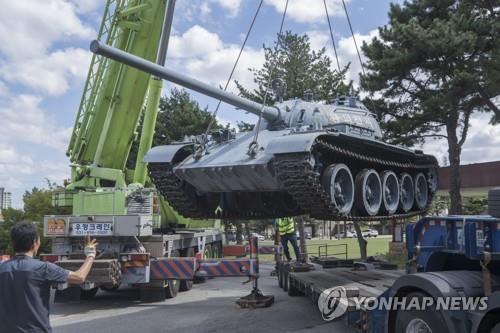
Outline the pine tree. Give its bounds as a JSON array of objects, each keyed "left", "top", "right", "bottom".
[
  {"left": 127, "top": 88, "right": 218, "bottom": 168},
  {"left": 236, "top": 31, "right": 351, "bottom": 103},
  {"left": 361, "top": 0, "right": 500, "bottom": 213}
]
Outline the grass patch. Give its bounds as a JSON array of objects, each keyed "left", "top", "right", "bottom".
[{"left": 256, "top": 236, "right": 393, "bottom": 262}]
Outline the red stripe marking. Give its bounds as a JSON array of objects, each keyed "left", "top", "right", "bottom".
[
  {"left": 168, "top": 260, "right": 185, "bottom": 278},
  {"left": 218, "top": 261, "right": 231, "bottom": 275},
  {"left": 205, "top": 265, "right": 218, "bottom": 276},
  {"left": 150, "top": 263, "right": 162, "bottom": 279},
  {"left": 227, "top": 260, "right": 242, "bottom": 275},
  {"left": 157, "top": 261, "right": 172, "bottom": 278},
  {"left": 179, "top": 259, "right": 194, "bottom": 276}
]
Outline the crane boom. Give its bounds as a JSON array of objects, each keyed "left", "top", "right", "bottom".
[{"left": 67, "top": 0, "right": 165, "bottom": 172}]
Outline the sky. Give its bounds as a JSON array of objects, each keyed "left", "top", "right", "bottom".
[{"left": 0, "top": 0, "right": 499, "bottom": 208}]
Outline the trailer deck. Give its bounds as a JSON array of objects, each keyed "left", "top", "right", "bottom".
[
  {"left": 285, "top": 264, "right": 404, "bottom": 300},
  {"left": 289, "top": 266, "right": 404, "bottom": 298}
]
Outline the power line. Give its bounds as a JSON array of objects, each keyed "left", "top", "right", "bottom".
[{"left": 202, "top": 0, "right": 265, "bottom": 146}]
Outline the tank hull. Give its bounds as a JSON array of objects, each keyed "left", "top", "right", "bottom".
[{"left": 147, "top": 130, "right": 438, "bottom": 221}]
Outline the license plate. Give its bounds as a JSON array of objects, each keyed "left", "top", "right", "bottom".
[{"left": 70, "top": 222, "right": 113, "bottom": 236}]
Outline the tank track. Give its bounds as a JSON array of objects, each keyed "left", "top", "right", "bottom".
[
  {"left": 148, "top": 163, "right": 295, "bottom": 219},
  {"left": 148, "top": 163, "right": 205, "bottom": 219},
  {"left": 149, "top": 137, "right": 437, "bottom": 221},
  {"left": 273, "top": 138, "right": 437, "bottom": 221}
]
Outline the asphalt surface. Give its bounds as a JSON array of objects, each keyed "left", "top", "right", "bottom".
[{"left": 51, "top": 263, "right": 352, "bottom": 333}]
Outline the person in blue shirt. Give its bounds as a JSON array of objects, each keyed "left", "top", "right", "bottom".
[{"left": 0, "top": 223, "right": 97, "bottom": 333}]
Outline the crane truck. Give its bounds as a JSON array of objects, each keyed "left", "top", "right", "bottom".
[{"left": 41, "top": 0, "right": 223, "bottom": 301}]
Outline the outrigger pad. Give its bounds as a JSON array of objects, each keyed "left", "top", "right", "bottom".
[{"left": 236, "top": 289, "right": 274, "bottom": 308}]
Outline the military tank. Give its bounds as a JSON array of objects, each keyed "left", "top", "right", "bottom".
[{"left": 91, "top": 40, "right": 439, "bottom": 221}]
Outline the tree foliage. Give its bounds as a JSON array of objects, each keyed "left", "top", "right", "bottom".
[
  {"left": 236, "top": 121, "right": 255, "bottom": 132},
  {"left": 0, "top": 185, "right": 69, "bottom": 255},
  {"left": 361, "top": 0, "right": 500, "bottom": 213},
  {"left": 236, "top": 31, "right": 352, "bottom": 103},
  {"left": 0, "top": 208, "right": 24, "bottom": 254},
  {"left": 154, "top": 88, "right": 217, "bottom": 146},
  {"left": 128, "top": 88, "right": 218, "bottom": 168}
]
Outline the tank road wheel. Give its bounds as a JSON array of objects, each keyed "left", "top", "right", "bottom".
[
  {"left": 400, "top": 173, "right": 415, "bottom": 212},
  {"left": 427, "top": 168, "right": 438, "bottom": 194},
  {"left": 355, "top": 169, "right": 382, "bottom": 216},
  {"left": 414, "top": 173, "right": 429, "bottom": 210},
  {"left": 381, "top": 171, "right": 400, "bottom": 215},
  {"left": 321, "top": 164, "right": 355, "bottom": 214},
  {"left": 165, "top": 250, "right": 181, "bottom": 299}
]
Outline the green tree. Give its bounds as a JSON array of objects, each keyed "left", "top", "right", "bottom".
[
  {"left": 463, "top": 197, "right": 488, "bottom": 215},
  {"left": 0, "top": 184, "right": 71, "bottom": 255},
  {"left": 361, "top": 0, "right": 500, "bottom": 214},
  {"left": 236, "top": 31, "right": 351, "bottom": 103},
  {"left": 128, "top": 88, "right": 218, "bottom": 168},
  {"left": 23, "top": 186, "right": 70, "bottom": 254},
  {"left": 0, "top": 208, "right": 25, "bottom": 255},
  {"left": 236, "top": 121, "right": 254, "bottom": 132}
]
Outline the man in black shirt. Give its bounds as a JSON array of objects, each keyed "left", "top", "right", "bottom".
[{"left": 0, "top": 223, "right": 97, "bottom": 333}]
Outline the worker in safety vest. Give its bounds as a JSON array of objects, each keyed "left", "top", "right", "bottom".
[{"left": 277, "top": 217, "right": 300, "bottom": 261}]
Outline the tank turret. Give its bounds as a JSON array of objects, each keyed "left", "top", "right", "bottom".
[{"left": 91, "top": 40, "right": 439, "bottom": 221}]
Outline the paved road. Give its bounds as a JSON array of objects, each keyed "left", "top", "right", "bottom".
[{"left": 51, "top": 264, "right": 352, "bottom": 333}]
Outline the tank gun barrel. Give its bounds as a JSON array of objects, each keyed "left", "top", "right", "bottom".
[{"left": 90, "top": 40, "right": 280, "bottom": 122}]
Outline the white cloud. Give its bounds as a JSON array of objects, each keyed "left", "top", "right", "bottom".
[
  {"left": 1, "top": 48, "right": 92, "bottom": 96},
  {"left": 210, "top": 0, "right": 244, "bottom": 17},
  {"left": 68, "top": 0, "right": 102, "bottom": 14},
  {"left": 169, "top": 25, "right": 264, "bottom": 92},
  {"left": 0, "top": 81, "right": 8, "bottom": 97},
  {"left": 170, "top": 25, "right": 224, "bottom": 59},
  {"left": 418, "top": 112, "right": 500, "bottom": 166},
  {"left": 0, "top": 0, "right": 94, "bottom": 60},
  {"left": 264, "top": 0, "right": 351, "bottom": 23},
  {"left": 307, "top": 29, "right": 378, "bottom": 85},
  {"left": 200, "top": 2, "right": 212, "bottom": 19},
  {"left": 185, "top": 46, "right": 264, "bottom": 91},
  {"left": 0, "top": 143, "right": 69, "bottom": 207},
  {"left": 337, "top": 29, "right": 378, "bottom": 83},
  {"left": 0, "top": 94, "right": 71, "bottom": 151}
]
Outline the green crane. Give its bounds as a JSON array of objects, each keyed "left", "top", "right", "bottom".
[{"left": 55, "top": 0, "right": 216, "bottom": 229}]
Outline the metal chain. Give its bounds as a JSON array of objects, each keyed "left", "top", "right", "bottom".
[
  {"left": 323, "top": 0, "right": 341, "bottom": 72},
  {"left": 197, "top": 0, "right": 265, "bottom": 158},
  {"left": 248, "top": 0, "right": 289, "bottom": 157}
]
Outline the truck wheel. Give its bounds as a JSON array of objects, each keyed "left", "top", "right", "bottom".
[
  {"left": 394, "top": 292, "right": 446, "bottom": 332},
  {"left": 212, "top": 242, "right": 222, "bottom": 258},
  {"left": 287, "top": 274, "right": 301, "bottom": 296},
  {"left": 100, "top": 285, "right": 119, "bottom": 292},
  {"left": 80, "top": 288, "right": 98, "bottom": 300},
  {"left": 277, "top": 262, "right": 283, "bottom": 288},
  {"left": 283, "top": 265, "right": 289, "bottom": 292},
  {"left": 180, "top": 247, "right": 195, "bottom": 292},
  {"left": 165, "top": 250, "right": 180, "bottom": 299},
  {"left": 489, "top": 188, "right": 500, "bottom": 218},
  {"left": 204, "top": 244, "right": 213, "bottom": 259}
]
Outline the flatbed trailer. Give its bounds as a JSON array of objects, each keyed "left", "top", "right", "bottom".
[
  {"left": 277, "top": 214, "right": 500, "bottom": 333},
  {"left": 285, "top": 267, "right": 404, "bottom": 301}
]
